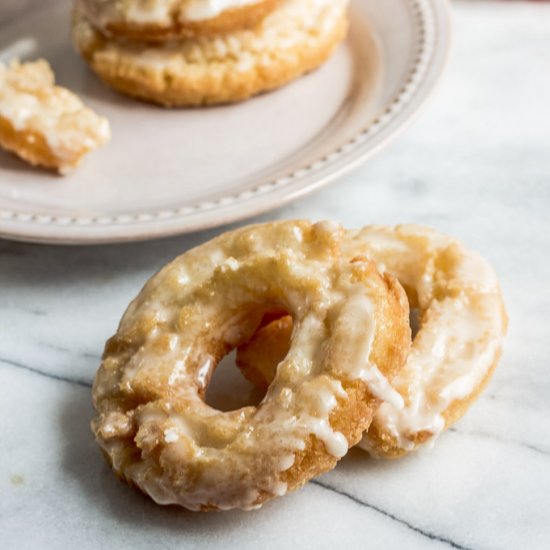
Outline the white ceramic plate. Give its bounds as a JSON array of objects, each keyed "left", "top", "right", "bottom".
[{"left": 0, "top": 0, "right": 451, "bottom": 244}]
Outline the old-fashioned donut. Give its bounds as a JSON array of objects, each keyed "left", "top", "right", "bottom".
[
  {"left": 72, "top": 0, "right": 349, "bottom": 106},
  {"left": 92, "top": 221, "right": 411, "bottom": 510},
  {"left": 236, "top": 225, "right": 508, "bottom": 458}
]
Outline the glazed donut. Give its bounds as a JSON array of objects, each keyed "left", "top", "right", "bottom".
[
  {"left": 78, "top": 0, "right": 280, "bottom": 41},
  {"left": 92, "top": 221, "right": 411, "bottom": 510},
  {"left": 236, "top": 225, "right": 508, "bottom": 458},
  {"left": 72, "top": 0, "right": 349, "bottom": 107}
]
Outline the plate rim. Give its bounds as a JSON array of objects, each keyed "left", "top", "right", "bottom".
[{"left": 0, "top": 0, "right": 452, "bottom": 245}]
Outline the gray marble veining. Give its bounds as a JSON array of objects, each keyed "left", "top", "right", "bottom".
[{"left": 2, "top": 2, "right": 550, "bottom": 549}]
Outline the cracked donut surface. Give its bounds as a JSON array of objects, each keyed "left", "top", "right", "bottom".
[{"left": 92, "top": 220, "right": 411, "bottom": 510}]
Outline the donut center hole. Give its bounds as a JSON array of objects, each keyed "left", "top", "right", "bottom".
[
  {"left": 410, "top": 307, "right": 421, "bottom": 340},
  {"left": 204, "top": 349, "right": 267, "bottom": 412}
]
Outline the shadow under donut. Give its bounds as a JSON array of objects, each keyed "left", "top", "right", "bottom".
[{"left": 57, "top": 357, "right": 292, "bottom": 535}]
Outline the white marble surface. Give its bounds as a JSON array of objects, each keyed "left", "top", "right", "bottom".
[{"left": 2, "top": 1, "right": 550, "bottom": 549}]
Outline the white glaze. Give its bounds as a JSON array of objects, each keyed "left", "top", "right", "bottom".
[
  {"left": 333, "top": 289, "right": 405, "bottom": 410},
  {"left": 345, "top": 226, "right": 506, "bottom": 454},
  {"left": 0, "top": 59, "right": 110, "bottom": 169},
  {"left": 92, "top": 221, "right": 398, "bottom": 510},
  {"left": 376, "top": 294, "right": 504, "bottom": 449}
]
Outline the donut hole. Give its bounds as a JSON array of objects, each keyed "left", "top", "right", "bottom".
[
  {"left": 204, "top": 349, "right": 267, "bottom": 412},
  {"left": 410, "top": 307, "right": 421, "bottom": 340},
  {"left": 205, "top": 308, "right": 292, "bottom": 411}
]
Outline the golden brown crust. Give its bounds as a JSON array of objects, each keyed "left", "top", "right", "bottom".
[
  {"left": 237, "top": 316, "right": 291, "bottom": 392},
  {"left": 72, "top": 0, "right": 349, "bottom": 107},
  {"left": 277, "top": 380, "right": 378, "bottom": 496}
]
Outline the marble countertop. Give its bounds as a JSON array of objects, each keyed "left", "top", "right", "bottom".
[{"left": 2, "top": 1, "right": 550, "bottom": 548}]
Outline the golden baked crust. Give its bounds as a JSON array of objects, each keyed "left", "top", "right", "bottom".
[
  {"left": 0, "top": 59, "right": 110, "bottom": 173},
  {"left": 237, "top": 315, "right": 291, "bottom": 392},
  {"left": 80, "top": 0, "right": 281, "bottom": 41},
  {"left": 72, "top": 0, "right": 349, "bottom": 106},
  {"left": 236, "top": 225, "right": 508, "bottom": 458},
  {"left": 0, "top": 114, "right": 61, "bottom": 171},
  {"left": 92, "top": 221, "right": 411, "bottom": 510}
]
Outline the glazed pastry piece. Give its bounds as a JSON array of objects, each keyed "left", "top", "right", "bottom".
[
  {"left": 0, "top": 59, "right": 110, "bottom": 174},
  {"left": 72, "top": 0, "right": 349, "bottom": 106},
  {"left": 237, "top": 225, "right": 508, "bottom": 458},
  {"left": 79, "top": 0, "right": 281, "bottom": 41},
  {"left": 92, "top": 221, "right": 411, "bottom": 510}
]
